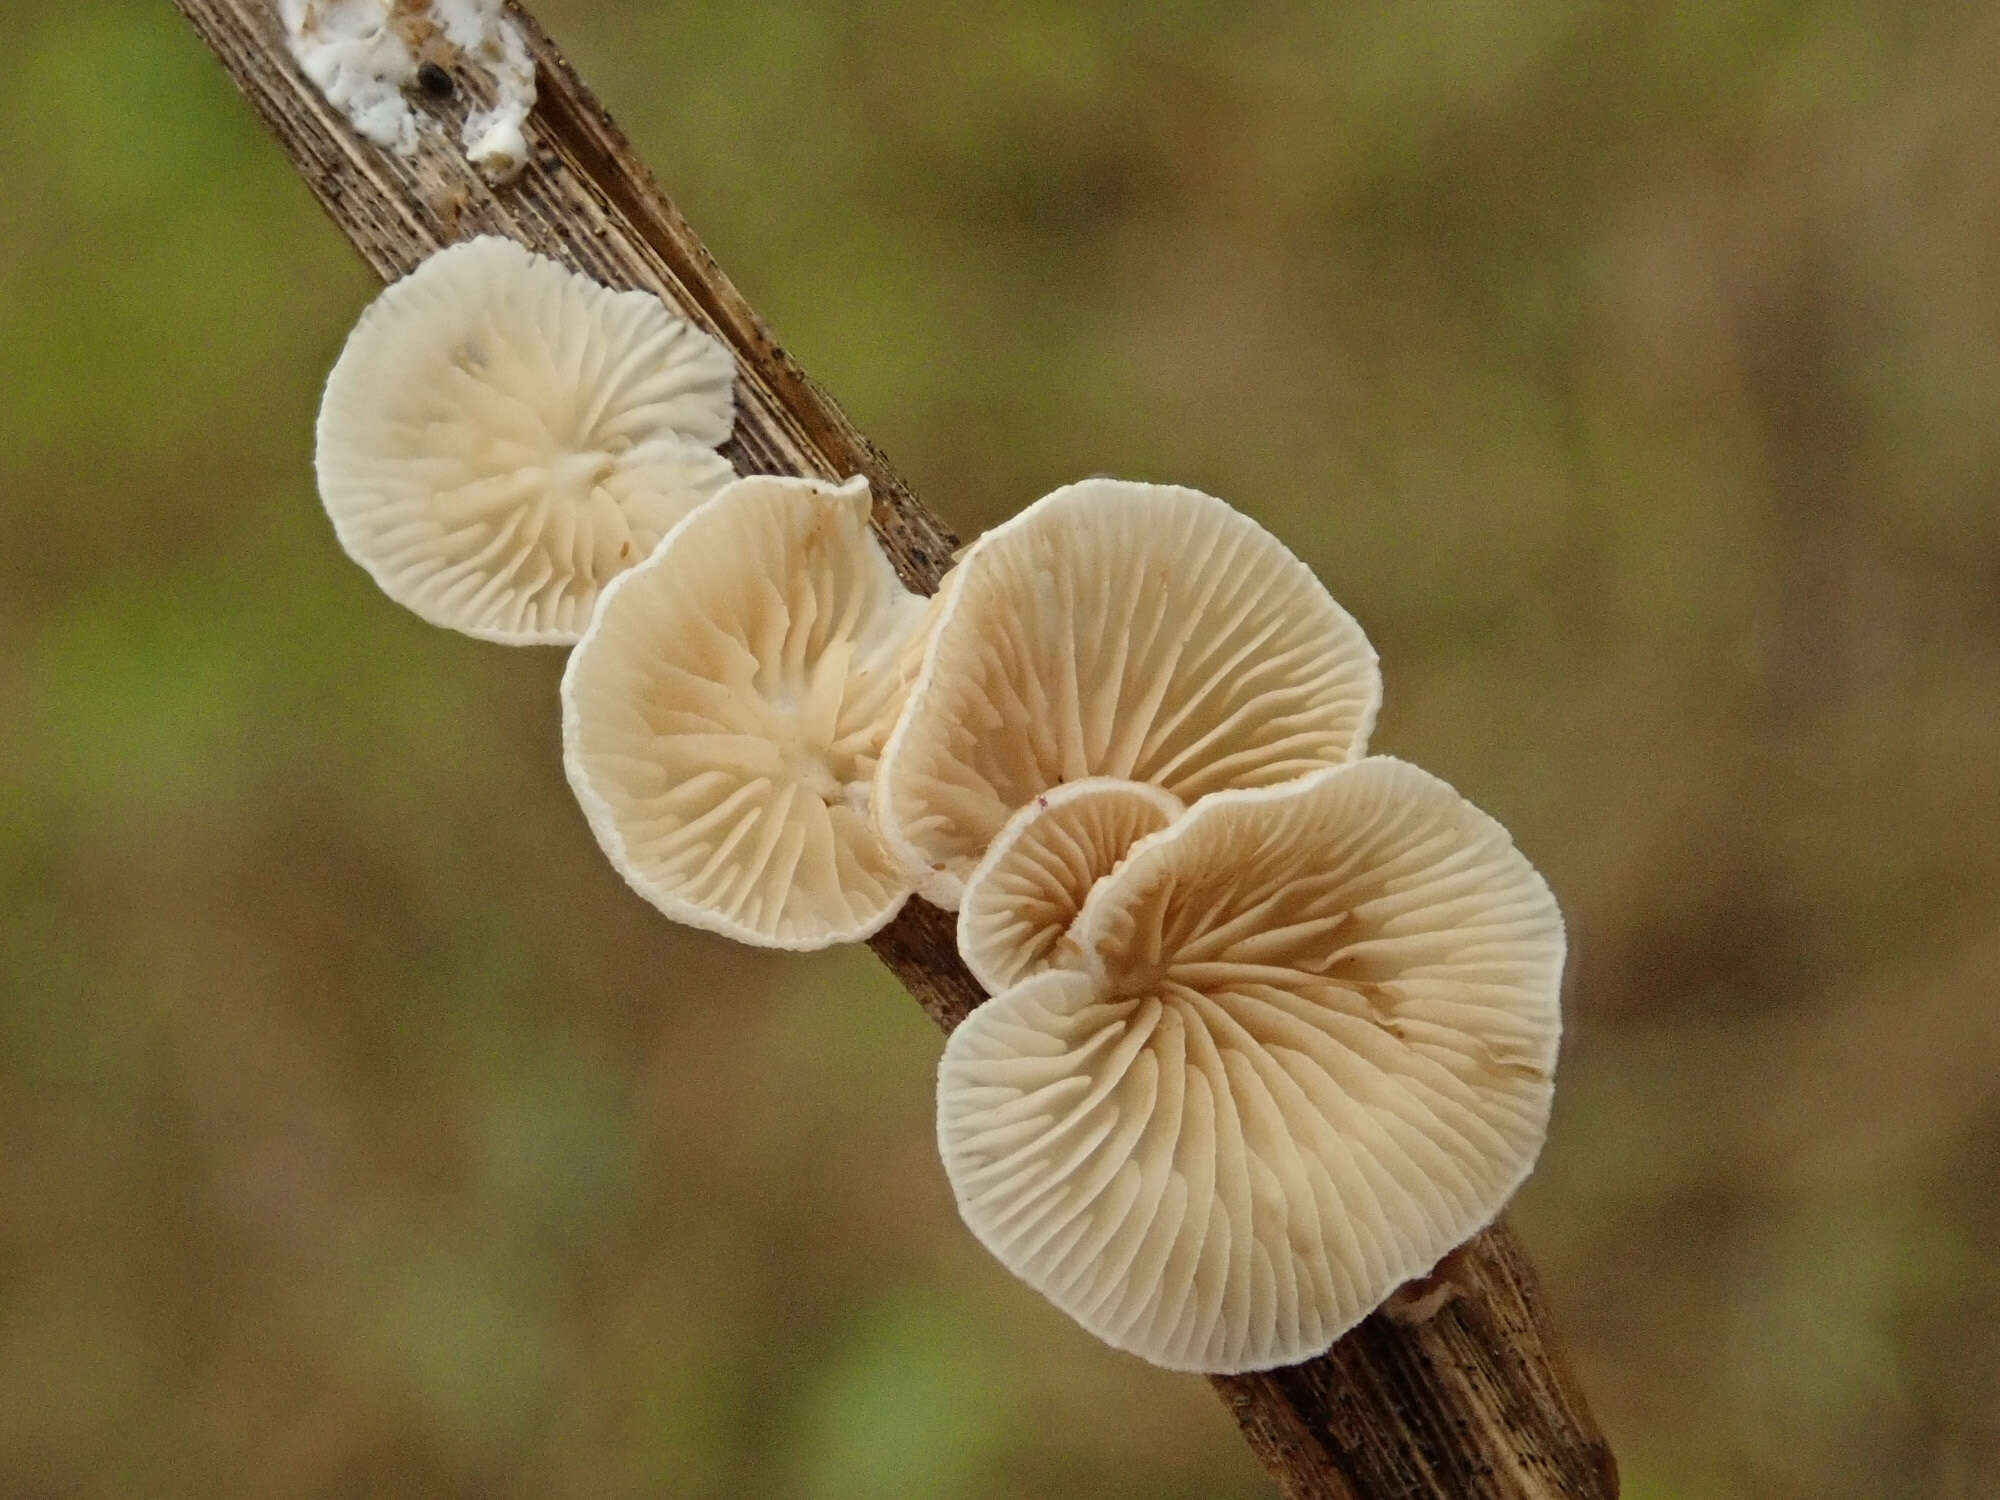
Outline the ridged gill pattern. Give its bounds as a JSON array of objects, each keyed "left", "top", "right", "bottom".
[
  {"left": 938, "top": 758, "right": 1564, "bottom": 1372},
  {"left": 957, "top": 777, "right": 1184, "bottom": 993},
  {"left": 563, "top": 476, "right": 928, "bottom": 948},
  {"left": 877, "top": 480, "right": 1382, "bottom": 906},
  {"left": 317, "top": 236, "right": 736, "bottom": 643}
]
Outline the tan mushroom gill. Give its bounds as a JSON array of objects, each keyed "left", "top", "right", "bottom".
[
  {"left": 317, "top": 236, "right": 737, "bottom": 644},
  {"left": 956, "top": 777, "right": 1185, "bottom": 994},
  {"left": 937, "top": 757, "right": 1564, "bottom": 1373},
  {"left": 877, "top": 479, "right": 1381, "bottom": 909},
  {"left": 563, "top": 474, "right": 930, "bottom": 949}
]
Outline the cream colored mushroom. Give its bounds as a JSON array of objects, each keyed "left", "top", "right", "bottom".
[
  {"left": 876, "top": 479, "right": 1380, "bottom": 908},
  {"left": 317, "top": 235, "right": 737, "bottom": 643},
  {"left": 936, "top": 756, "right": 1563, "bottom": 1373},
  {"left": 956, "top": 777, "right": 1184, "bottom": 993},
  {"left": 562, "top": 473, "right": 930, "bottom": 948}
]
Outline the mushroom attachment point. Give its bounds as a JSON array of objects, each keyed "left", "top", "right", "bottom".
[
  {"left": 563, "top": 474, "right": 931, "bottom": 949},
  {"left": 957, "top": 777, "right": 1184, "bottom": 994},
  {"left": 876, "top": 479, "right": 1381, "bottom": 908},
  {"left": 316, "top": 236, "right": 737, "bottom": 644},
  {"left": 937, "top": 757, "right": 1564, "bottom": 1373}
]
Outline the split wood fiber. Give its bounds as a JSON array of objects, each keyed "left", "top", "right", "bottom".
[{"left": 171, "top": 4, "right": 1618, "bottom": 1494}]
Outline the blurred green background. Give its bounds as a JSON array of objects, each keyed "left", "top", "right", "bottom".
[{"left": 5, "top": 1, "right": 1999, "bottom": 1495}]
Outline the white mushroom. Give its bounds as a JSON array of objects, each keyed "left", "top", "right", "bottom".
[
  {"left": 936, "top": 757, "right": 1563, "bottom": 1373},
  {"left": 876, "top": 479, "right": 1380, "bottom": 908},
  {"left": 563, "top": 474, "right": 931, "bottom": 949},
  {"left": 956, "top": 777, "right": 1184, "bottom": 994},
  {"left": 316, "top": 236, "right": 737, "bottom": 643}
]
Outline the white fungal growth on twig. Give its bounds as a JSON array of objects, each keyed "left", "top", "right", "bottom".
[{"left": 279, "top": 0, "right": 538, "bottom": 183}]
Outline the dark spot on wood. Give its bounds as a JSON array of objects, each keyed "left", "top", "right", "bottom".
[{"left": 417, "top": 60, "right": 454, "bottom": 98}]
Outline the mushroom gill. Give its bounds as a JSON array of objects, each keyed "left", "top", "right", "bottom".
[
  {"left": 936, "top": 757, "right": 1564, "bottom": 1372},
  {"left": 563, "top": 474, "right": 929, "bottom": 948},
  {"left": 876, "top": 479, "right": 1381, "bottom": 908},
  {"left": 316, "top": 236, "right": 737, "bottom": 643}
]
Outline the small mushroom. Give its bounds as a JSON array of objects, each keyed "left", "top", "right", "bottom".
[
  {"left": 876, "top": 479, "right": 1380, "bottom": 908},
  {"left": 562, "top": 474, "right": 930, "bottom": 949},
  {"left": 956, "top": 777, "right": 1184, "bottom": 993},
  {"left": 936, "top": 757, "right": 1563, "bottom": 1373},
  {"left": 316, "top": 236, "right": 737, "bottom": 644}
]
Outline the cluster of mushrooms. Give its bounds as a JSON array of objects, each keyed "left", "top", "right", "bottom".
[{"left": 316, "top": 237, "right": 1565, "bottom": 1375}]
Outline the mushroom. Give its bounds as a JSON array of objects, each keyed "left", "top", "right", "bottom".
[
  {"left": 875, "top": 479, "right": 1380, "bottom": 908},
  {"left": 936, "top": 756, "right": 1563, "bottom": 1373},
  {"left": 316, "top": 235, "right": 737, "bottom": 644},
  {"left": 956, "top": 777, "right": 1184, "bottom": 993},
  {"left": 562, "top": 473, "right": 931, "bottom": 948}
]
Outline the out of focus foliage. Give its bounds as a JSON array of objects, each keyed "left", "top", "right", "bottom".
[{"left": 5, "top": 1, "right": 1999, "bottom": 1496}]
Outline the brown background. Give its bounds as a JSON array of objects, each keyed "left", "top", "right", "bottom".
[{"left": 4, "top": 1, "right": 1999, "bottom": 1496}]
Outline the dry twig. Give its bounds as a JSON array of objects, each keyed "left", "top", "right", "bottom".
[{"left": 169, "top": 4, "right": 1618, "bottom": 1494}]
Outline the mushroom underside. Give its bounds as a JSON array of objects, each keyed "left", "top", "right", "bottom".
[
  {"left": 563, "top": 474, "right": 929, "bottom": 948},
  {"left": 878, "top": 479, "right": 1381, "bottom": 905},
  {"left": 939, "top": 758, "right": 1563, "bottom": 1372}
]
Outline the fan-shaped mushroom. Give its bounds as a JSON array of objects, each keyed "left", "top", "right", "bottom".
[
  {"left": 316, "top": 236, "right": 737, "bottom": 643},
  {"left": 876, "top": 480, "right": 1380, "bottom": 908},
  {"left": 563, "top": 474, "right": 929, "bottom": 948},
  {"left": 936, "top": 757, "right": 1563, "bottom": 1373},
  {"left": 956, "top": 777, "right": 1183, "bottom": 993}
]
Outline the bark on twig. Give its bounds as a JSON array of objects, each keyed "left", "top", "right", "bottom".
[{"left": 169, "top": 4, "right": 1617, "bottom": 1494}]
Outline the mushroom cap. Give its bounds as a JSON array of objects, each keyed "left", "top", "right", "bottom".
[
  {"left": 317, "top": 235, "right": 737, "bottom": 644},
  {"left": 562, "top": 474, "right": 929, "bottom": 949},
  {"left": 876, "top": 480, "right": 1381, "bottom": 908},
  {"left": 956, "top": 777, "right": 1185, "bottom": 994},
  {"left": 936, "top": 756, "right": 1563, "bottom": 1373}
]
